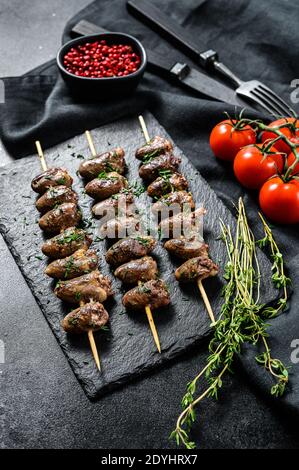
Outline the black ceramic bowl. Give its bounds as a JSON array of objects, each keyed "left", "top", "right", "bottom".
[{"left": 57, "top": 32, "right": 147, "bottom": 99}]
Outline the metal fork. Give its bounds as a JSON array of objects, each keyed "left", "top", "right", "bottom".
[{"left": 210, "top": 57, "right": 297, "bottom": 117}]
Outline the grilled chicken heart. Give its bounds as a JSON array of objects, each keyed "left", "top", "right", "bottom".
[
  {"left": 175, "top": 256, "right": 219, "bottom": 282},
  {"left": 36, "top": 186, "right": 78, "bottom": 213},
  {"left": 79, "top": 148, "right": 125, "bottom": 179},
  {"left": 122, "top": 279, "right": 170, "bottom": 311},
  {"left": 61, "top": 301, "right": 109, "bottom": 334},
  {"left": 147, "top": 172, "right": 188, "bottom": 198},
  {"left": 164, "top": 237, "right": 208, "bottom": 260},
  {"left": 39, "top": 202, "right": 81, "bottom": 234},
  {"left": 92, "top": 192, "right": 134, "bottom": 219},
  {"left": 54, "top": 270, "right": 112, "bottom": 304},
  {"left": 85, "top": 172, "right": 128, "bottom": 200},
  {"left": 139, "top": 153, "right": 181, "bottom": 182},
  {"left": 114, "top": 256, "right": 158, "bottom": 285},
  {"left": 105, "top": 236, "right": 156, "bottom": 267},
  {"left": 45, "top": 249, "right": 98, "bottom": 279},
  {"left": 135, "top": 135, "right": 173, "bottom": 161},
  {"left": 31, "top": 168, "right": 73, "bottom": 194},
  {"left": 151, "top": 191, "right": 195, "bottom": 219},
  {"left": 41, "top": 227, "right": 92, "bottom": 259}
]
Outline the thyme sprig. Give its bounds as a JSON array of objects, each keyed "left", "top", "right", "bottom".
[{"left": 171, "top": 198, "right": 290, "bottom": 449}]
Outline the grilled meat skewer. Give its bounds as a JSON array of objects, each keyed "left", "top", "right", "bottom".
[
  {"left": 175, "top": 256, "right": 219, "bottom": 283},
  {"left": 122, "top": 279, "right": 170, "bottom": 311},
  {"left": 54, "top": 270, "right": 112, "bottom": 304},
  {"left": 114, "top": 256, "right": 158, "bottom": 285},
  {"left": 45, "top": 249, "right": 98, "bottom": 280},
  {"left": 164, "top": 237, "right": 208, "bottom": 260},
  {"left": 41, "top": 227, "right": 92, "bottom": 259},
  {"left": 79, "top": 148, "right": 125, "bottom": 179},
  {"left": 105, "top": 236, "right": 156, "bottom": 267},
  {"left": 147, "top": 172, "right": 188, "bottom": 198},
  {"left": 85, "top": 172, "right": 128, "bottom": 200},
  {"left": 31, "top": 168, "right": 73, "bottom": 194},
  {"left": 62, "top": 302, "right": 109, "bottom": 334},
  {"left": 36, "top": 186, "right": 78, "bottom": 213},
  {"left": 39, "top": 202, "right": 82, "bottom": 234},
  {"left": 139, "top": 153, "right": 181, "bottom": 182},
  {"left": 135, "top": 135, "right": 173, "bottom": 161}
]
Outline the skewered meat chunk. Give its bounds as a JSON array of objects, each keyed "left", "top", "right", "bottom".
[
  {"left": 105, "top": 236, "right": 156, "bottom": 266},
  {"left": 36, "top": 186, "right": 78, "bottom": 213},
  {"left": 152, "top": 191, "right": 195, "bottom": 219},
  {"left": 85, "top": 172, "right": 128, "bottom": 200},
  {"left": 135, "top": 136, "right": 173, "bottom": 160},
  {"left": 41, "top": 227, "right": 92, "bottom": 259},
  {"left": 92, "top": 192, "right": 134, "bottom": 219},
  {"left": 54, "top": 270, "right": 112, "bottom": 304},
  {"left": 114, "top": 256, "right": 158, "bottom": 285},
  {"left": 39, "top": 202, "right": 81, "bottom": 234},
  {"left": 139, "top": 153, "right": 181, "bottom": 182},
  {"left": 147, "top": 172, "right": 188, "bottom": 198},
  {"left": 45, "top": 249, "right": 98, "bottom": 279},
  {"left": 164, "top": 237, "right": 208, "bottom": 260},
  {"left": 159, "top": 207, "right": 206, "bottom": 239},
  {"left": 79, "top": 148, "right": 125, "bottom": 179},
  {"left": 175, "top": 256, "right": 219, "bottom": 282},
  {"left": 122, "top": 279, "right": 170, "bottom": 311},
  {"left": 61, "top": 302, "right": 109, "bottom": 334},
  {"left": 100, "top": 215, "right": 140, "bottom": 239},
  {"left": 31, "top": 168, "right": 73, "bottom": 194}
]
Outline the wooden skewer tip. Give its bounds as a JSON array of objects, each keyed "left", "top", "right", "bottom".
[{"left": 85, "top": 130, "right": 97, "bottom": 158}]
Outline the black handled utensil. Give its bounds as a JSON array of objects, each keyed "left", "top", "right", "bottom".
[
  {"left": 127, "top": 0, "right": 297, "bottom": 117},
  {"left": 71, "top": 20, "right": 247, "bottom": 108}
]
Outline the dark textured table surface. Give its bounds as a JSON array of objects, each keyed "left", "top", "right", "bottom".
[{"left": 0, "top": 0, "right": 298, "bottom": 449}]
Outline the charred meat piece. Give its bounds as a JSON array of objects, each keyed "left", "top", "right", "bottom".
[
  {"left": 159, "top": 207, "right": 206, "bottom": 239},
  {"left": 175, "top": 256, "right": 219, "bottom": 282},
  {"left": 122, "top": 279, "right": 170, "bottom": 311},
  {"left": 41, "top": 227, "right": 92, "bottom": 259},
  {"left": 45, "top": 249, "right": 98, "bottom": 279},
  {"left": 31, "top": 168, "right": 73, "bottom": 194},
  {"left": 92, "top": 192, "right": 134, "bottom": 219},
  {"left": 106, "top": 236, "right": 156, "bottom": 266},
  {"left": 100, "top": 215, "right": 140, "bottom": 239},
  {"left": 135, "top": 136, "right": 173, "bottom": 161},
  {"left": 54, "top": 270, "right": 112, "bottom": 304},
  {"left": 79, "top": 148, "right": 125, "bottom": 179},
  {"left": 39, "top": 202, "right": 81, "bottom": 234},
  {"left": 85, "top": 172, "right": 128, "bottom": 200},
  {"left": 61, "top": 301, "right": 109, "bottom": 334},
  {"left": 147, "top": 172, "right": 188, "bottom": 198},
  {"left": 114, "top": 256, "right": 158, "bottom": 285},
  {"left": 152, "top": 191, "right": 195, "bottom": 219},
  {"left": 164, "top": 237, "right": 208, "bottom": 260},
  {"left": 36, "top": 186, "right": 78, "bottom": 213},
  {"left": 139, "top": 153, "right": 181, "bottom": 182}
]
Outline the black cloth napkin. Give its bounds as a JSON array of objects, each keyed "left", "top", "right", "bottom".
[{"left": 1, "top": 0, "right": 299, "bottom": 424}]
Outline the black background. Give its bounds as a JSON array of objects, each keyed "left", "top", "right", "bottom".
[{"left": 0, "top": 0, "right": 299, "bottom": 449}]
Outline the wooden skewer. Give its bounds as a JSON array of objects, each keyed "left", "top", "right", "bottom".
[
  {"left": 35, "top": 140, "right": 102, "bottom": 372},
  {"left": 85, "top": 130, "right": 97, "bottom": 158},
  {"left": 138, "top": 115, "right": 217, "bottom": 327}
]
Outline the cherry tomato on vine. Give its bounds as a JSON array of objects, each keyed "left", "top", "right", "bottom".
[
  {"left": 287, "top": 146, "right": 299, "bottom": 176},
  {"left": 261, "top": 117, "right": 299, "bottom": 154},
  {"left": 259, "top": 177, "right": 299, "bottom": 224},
  {"left": 233, "top": 144, "right": 284, "bottom": 190},
  {"left": 210, "top": 119, "right": 256, "bottom": 162}
]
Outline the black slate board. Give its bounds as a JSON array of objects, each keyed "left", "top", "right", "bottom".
[{"left": 0, "top": 112, "right": 277, "bottom": 399}]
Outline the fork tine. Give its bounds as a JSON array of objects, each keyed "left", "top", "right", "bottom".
[
  {"left": 251, "top": 88, "right": 286, "bottom": 116},
  {"left": 247, "top": 90, "right": 280, "bottom": 116},
  {"left": 258, "top": 84, "right": 297, "bottom": 117}
]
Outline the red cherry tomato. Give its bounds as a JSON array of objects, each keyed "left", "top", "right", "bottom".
[
  {"left": 261, "top": 117, "right": 299, "bottom": 154},
  {"left": 287, "top": 146, "right": 299, "bottom": 176},
  {"left": 210, "top": 120, "right": 256, "bottom": 162},
  {"left": 259, "top": 177, "right": 299, "bottom": 224},
  {"left": 233, "top": 145, "right": 284, "bottom": 190}
]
